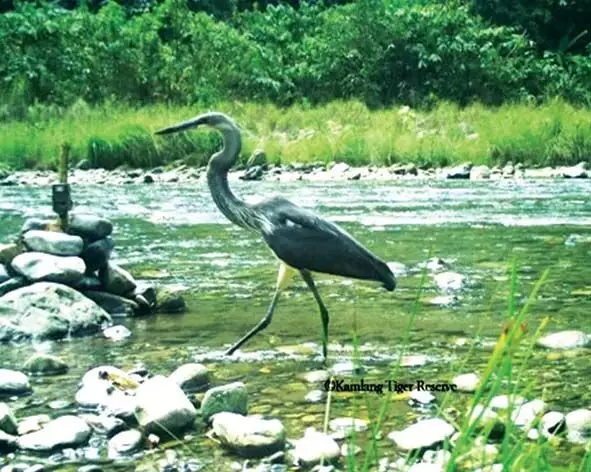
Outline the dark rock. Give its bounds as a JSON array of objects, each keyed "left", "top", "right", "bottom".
[
  {"left": 76, "top": 159, "right": 91, "bottom": 170},
  {"left": 0, "top": 277, "right": 27, "bottom": 297},
  {"left": 81, "top": 414, "right": 127, "bottom": 438},
  {"left": 0, "top": 429, "right": 17, "bottom": 453},
  {"left": 99, "top": 262, "right": 136, "bottom": 296},
  {"left": 143, "top": 174, "right": 154, "bottom": 184},
  {"left": 68, "top": 213, "right": 113, "bottom": 241},
  {"left": 72, "top": 275, "right": 103, "bottom": 291},
  {"left": 83, "top": 291, "right": 139, "bottom": 317},
  {"left": 81, "top": 237, "right": 114, "bottom": 273},
  {"left": 20, "top": 218, "right": 58, "bottom": 235},
  {"left": 0, "top": 265, "right": 9, "bottom": 284},
  {"left": 240, "top": 166, "right": 264, "bottom": 181},
  {"left": 0, "top": 175, "right": 18, "bottom": 186}
]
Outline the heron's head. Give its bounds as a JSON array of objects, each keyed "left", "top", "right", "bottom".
[{"left": 155, "top": 112, "right": 238, "bottom": 136}]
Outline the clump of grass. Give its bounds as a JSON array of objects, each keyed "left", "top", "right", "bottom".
[{"left": 1, "top": 99, "right": 590, "bottom": 170}]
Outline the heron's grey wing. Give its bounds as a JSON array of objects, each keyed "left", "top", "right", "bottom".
[{"left": 258, "top": 199, "right": 395, "bottom": 290}]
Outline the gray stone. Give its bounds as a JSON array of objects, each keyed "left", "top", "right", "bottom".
[
  {"left": 143, "top": 174, "right": 154, "bottom": 184},
  {"left": 304, "top": 390, "right": 325, "bottom": 403},
  {"left": 68, "top": 213, "right": 113, "bottom": 241},
  {"left": 290, "top": 429, "right": 340, "bottom": 466},
  {"left": 0, "top": 282, "right": 111, "bottom": 342},
  {"left": 0, "top": 277, "right": 27, "bottom": 297},
  {"left": 17, "top": 414, "right": 50, "bottom": 435},
  {"left": 23, "top": 353, "right": 68, "bottom": 376},
  {"left": 489, "top": 394, "right": 526, "bottom": 411},
  {"left": 453, "top": 373, "right": 480, "bottom": 393},
  {"left": 81, "top": 237, "right": 114, "bottom": 273},
  {"left": 536, "top": 330, "right": 590, "bottom": 350},
  {"left": 468, "top": 404, "right": 505, "bottom": 439},
  {"left": 107, "top": 429, "right": 143, "bottom": 457},
  {"left": 100, "top": 262, "right": 136, "bottom": 296},
  {"left": 82, "top": 291, "right": 139, "bottom": 317},
  {"left": 80, "top": 414, "right": 127, "bottom": 438},
  {"left": 155, "top": 287, "right": 186, "bottom": 314},
  {"left": 388, "top": 418, "right": 455, "bottom": 451},
  {"left": 302, "top": 370, "right": 329, "bottom": 383},
  {"left": 0, "top": 369, "right": 31, "bottom": 396},
  {"left": 212, "top": 412, "right": 285, "bottom": 458},
  {"left": 201, "top": 382, "right": 248, "bottom": 423},
  {"left": 240, "top": 166, "right": 264, "bottom": 181},
  {"left": 76, "top": 366, "right": 133, "bottom": 410},
  {"left": 135, "top": 375, "right": 197, "bottom": 434},
  {"left": 103, "top": 325, "right": 132, "bottom": 341},
  {"left": 11, "top": 252, "right": 85, "bottom": 284},
  {"left": 169, "top": 363, "right": 210, "bottom": 393},
  {"left": 21, "top": 218, "right": 55, "bottom": 235},
  {"left": 23, "top": 230, "right": 84, "bottom": 257},
  {"left": 17, "top": 415, "right": 91, "bottom": 451},
  {"left": 0, "top": 402, "right": 18, "bottom": 434}
]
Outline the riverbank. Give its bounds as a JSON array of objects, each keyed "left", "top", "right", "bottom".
[{"left": 1, "top": 100, "right": 591, "bottom": 172}]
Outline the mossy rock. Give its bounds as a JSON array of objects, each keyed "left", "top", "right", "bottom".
[
  {"left": 156, "top": 288, "right": 186, "bottom": 314},
  {"left": 23, "top": 354, "right": 68, "bottom": 376}
]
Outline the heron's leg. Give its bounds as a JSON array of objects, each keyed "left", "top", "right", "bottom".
[
  {"left": 225, "top": 262, "right": 295, "bottom": 355},
  {"left": 300, "top": 269, "right": 330, "bottom": 360}
]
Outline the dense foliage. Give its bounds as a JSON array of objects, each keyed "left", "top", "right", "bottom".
[{"left": 1, "top": 0, "right": 590, "bottom": 120}]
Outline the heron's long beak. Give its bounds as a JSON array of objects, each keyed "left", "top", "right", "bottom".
[{"left": 154, "top": 115, "right": 208, "bottom": 135}]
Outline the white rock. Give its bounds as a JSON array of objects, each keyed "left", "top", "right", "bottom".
[
  {"left": 11, "top": 252, "right": 85, "bottom": 284},
  {"left": 18, "top": 415, "right": 91, "bottom": 451},
  {"left": 409, "top": 389, "right": 436, "bottom": 405},
  {"left": 291, "top": 429, "right": 340, "bottom": 466},
  {"left": 302, "top": 370, "right": 329, "bottom": 384},
  {"left": 0, "top": 402, "right": 18, "bottom": 434},
  {"left": 388, "top": 418, "right": 455, "bottom": 451},
  {"left": 212, "top": 412, "right": 285, "bottom": 458},
  {"left": 453, "top": 373, "right": 480, "bottom": 392},
  {"left": 433, "top": 271, "right": 465, "bottom": 291},
  {"left": 103, "top": 325, "right": 132, "bottom": 341},
  {"left": 565, "top": 408, "right": 591, "bottom": 437},
  {"left": 328, "top": 417, "right": 368, "bottom": 439},
  {"left": 489, "top": 394, "right": 526, "bottom": 410},
  {"left": 511, "top": 400, "right": 547, "bottom": 428},
  {"left": 23, "top": 230, "right": 84, "bottom": 256},
  {"left": 541, "top": 411, "right": 565, "bottom": 438},
  {"left": 537, "top": 330, "right": 590, "bottom": 350},
  {"left": 0, "top": 369, "right": 31, "bottom": 395},
  {"left": 108, "top": 429, "right": 143, "bottom": 457},
  {"left": 470, "top": 165, "right": 491, "bottom": 180},
  {"left": 422, "top": 449, "right": 451, "bottom": 466},
  {"left": 330, "top": 163, "right": 350, "bottom": 174},
  {"left": 135, "top": 375, "right": 197, "bottom": 434}
]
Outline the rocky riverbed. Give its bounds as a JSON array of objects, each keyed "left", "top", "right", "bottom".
[{"left": 0, "top": 160, "right": 588, "bottom": 188}]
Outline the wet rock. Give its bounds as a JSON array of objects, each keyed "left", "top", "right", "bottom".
[
  {"left": 241, "top": 166, "right": 264, "bottom": 181},
  {"left": 0, "top": 243, "right": 22, "bottom": 266},
  {"left": 17, "top": 414, "right": 50, "bottom": 435},
  {"left": 247, "top": 150, "right": 268, "bottom": 169},
  {"left": 81, "top": 237, "right": 114, "bottom": 273},
  {"left": 76, "top": 366, "right": 130, "bottom": 410},
  {"left": 21, "top": 218, "right": 57, "bottom": 234},
  {"left": 444, "top": 163, "right": 471, "bottom": 179},
  {"left": 81, "top": 414, "right": 127, "bottom": 438},
  {"left": 0, "top": 369, "right": 31, "bottom": 396},
  {"left": 143, "top": 174, "right": 154, "bottom": 184},
  {"left": 108, "top": 429, "right": 143, "bottom": 457},
  {"left": 103, "top": 325, "right": 132, "bottom": 341},
  {"left": 453, "top": 373, "right": 480, "bottom": 393},
  {"left": 68, "top": 213, "right": 113, "bottom": 241},
  {"left": 169, "top": 363, "right": 209, "bottom": 393},
  {"left": 18, "top": 415, "right": 91, "bottom": 451},
  {"left": 469, "top": 405, "right": 505, "bottom": 439},
  {"left": 0, "top": 282, "right": 110, "bottom": 342},
  {"left": 565, "top": 408, "right": 591, "bottom": 443},
  {"left": 290, "top": 429, "right": 340, "bottom": 466},
  {"left": 155, "top": 287, "right": 186, "bottom": 314},
  {"left": 11, "top": 253, "right": 85, "bottom": 284},
  {"left": 0, "top": 276, "right": 27, "bottom": 298},
  {"left": 23, "top": 353, "right": 68, "bottom": 376},
  {"left": 134, "top": 282, "right": 157, "bottom": 308},
  {"left": 388, "top": 418, "right": 455, "bottom": 451},
  {"left": 100, "top": 262, "right": 136, "bottom": 296},
  {"left": 135, "top": 375, "right": 197, "bottom": 434},
  {"left": 0, "top": 265, "right": 9, "bottom": 284},
  {"left": 212, "top": 412, "right": 285, "bottom": 458},
  {"left": 433, "top": 271, "right": 465, "bottom": 291},
  {"left": 511, "top": 399, "right": 547, "bottom": 428},
  {"left": 77, "top": 466, "right": 103, "bottom": 472},
  {"left": 541, "top": 411, "right": 565, "bottom": 438},
  {"left": 470, "top": 165, "right": 491, "bottom": 180},
  {"left": 328, "top": 417, "right": 368, "bottom": 439},
  {"left": 304, "top": 390, "right": 325, "bottom": 403},
  {"left": 0, "top": 429, "right": 17, "bottom": 453},
  {"left": 201, "top": 382, "right": 248, "bottom": 423},
  {"left": 420, "top": 257, "right": 449, "bottom": 273},
  {"left": 489, "top": 394, "right": 526, "bottom": 411},
  {"left": 83, "top": 291, "right": 139, "bottom": 317},
  {"left": 48, "top": 399, "right": 72, "bottom": 410},
  {"left": 562, "top": 163, "right": 588, "bottom": 179},
  {"left": 23, "top": 230, "right": 84, "bottom": 257},
  {"left": 0, "top": 402, "right": 17, "bottom": 434},
  {"left": 536, "top": 330, "right": 590, "bottom": 350}
]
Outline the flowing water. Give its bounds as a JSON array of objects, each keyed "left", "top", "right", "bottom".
[{"left": 1, "top": 178, "right": 591, "bottom": 471}]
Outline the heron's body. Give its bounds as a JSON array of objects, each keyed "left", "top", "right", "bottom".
[{"left": 156, "top": 112, "right": 395, "bottom": 359}]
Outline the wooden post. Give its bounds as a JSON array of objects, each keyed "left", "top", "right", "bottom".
[{"left": 58, "top": 143, "right": 70, "bottom": 231}]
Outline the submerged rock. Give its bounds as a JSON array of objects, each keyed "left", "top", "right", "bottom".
[
  {"left": 23, "top": 230, "right": 84, "bottom": 256},
  {"left": 11, "top": 252, "right": 86, "bottom": 284},
  {"left": 388, "top": 418, "right": 455, "bottom": 451},
  {"left": 201, "top": 382, "right": 248, "bottom": 423},
  {"left": 17, "top": 415, "right": 91, "bottom": 451},
  {"left": 537, "top": 330, "right": 590, "bottom": 350},
  {"left": 135, "top": 375, "right": 197, "bottom": 434},
  {"left": 103, "top": 325, "right": 132, "bottom": 341},
  {"left": 23, "top": 353, "right": 68, "bottom": 376},
  {"left": 0, "top": 369, "right": 31, "bottom": 396},
  {"left": 212, "top": 412, "right": 285, "bottom": 458},
  {"left": 0, "top": 282, "right": 111, "bottom": 342}
]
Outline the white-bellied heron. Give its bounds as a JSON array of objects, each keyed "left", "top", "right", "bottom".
[{"left": 155, "top": 112, "right": 395, "bottom": 359}]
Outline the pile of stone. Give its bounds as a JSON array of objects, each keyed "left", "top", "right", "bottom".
[{"left": 0, "top": 211, "right": 184, "bottom": 343}]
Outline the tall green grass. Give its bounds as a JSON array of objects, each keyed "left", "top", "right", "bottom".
[{"left": 1, "top": 99, "right": 590, "bottom": 171}]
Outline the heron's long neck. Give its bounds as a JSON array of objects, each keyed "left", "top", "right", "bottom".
[{"left": 206, "top": 127, "right": 256, "bottom": 230}]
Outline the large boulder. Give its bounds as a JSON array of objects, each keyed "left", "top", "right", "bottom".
[
  {"left": 11, "top": 252, "right": 86, "bottom": 284},
  {"left": 68, "top": 213, "right": 113, "bottom": 241},
  {"left": 0, "top": 282, "right": 111, "bottom": 342},
  {"left": 17, "top": 415, "right": 91, "bottom": 451},
  {"left": 23, "top": 230, "right": 84, "bottom": 257}
]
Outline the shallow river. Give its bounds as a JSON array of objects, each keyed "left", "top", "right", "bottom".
[{"left": 1, "top": 178, "right": 590, "bottom": 471}]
